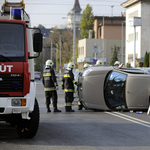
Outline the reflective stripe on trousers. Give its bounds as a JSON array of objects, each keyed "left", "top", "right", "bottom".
[
  {"left": 64, "top": 89, "right": 74, "bottom": 92},
  {"left": 44, "top": 88, "right": 56, "bottom": 91},
  {"left": 65, "top": 102, "right": 72, "bottom": 106}
]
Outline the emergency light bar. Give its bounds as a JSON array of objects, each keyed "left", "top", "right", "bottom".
[
  {"left": 1, "top": 1, "right": 25, "bottom": 18},
  {"left": 11, "top": 8, "right": 21, "bottom": 20}
]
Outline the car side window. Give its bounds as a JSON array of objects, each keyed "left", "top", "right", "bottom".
[{"left": 104, "top": 71, "right": 127, "bottom": 109}]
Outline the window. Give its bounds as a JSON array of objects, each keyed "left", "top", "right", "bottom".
[
  {"left": 104, "top": 71, "right": 127, "bottom": 109},
  {"left": 0, "top": 23, "right": 25, "bottom": 57},
  {"left": 129, "top": 10, "right": 138, "bottom": 19},
  {"left": 128, "top": 32, "right": 138, "bottom": 42}
]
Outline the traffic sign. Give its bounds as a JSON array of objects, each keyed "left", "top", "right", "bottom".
[
  {"left": 93, "top": 59, "right": 97, "bottom": 64},
  {"left": 59, "top": 66, "right": 62, "bottom": 69}
]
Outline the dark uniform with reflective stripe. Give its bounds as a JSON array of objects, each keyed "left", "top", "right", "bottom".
[
  {"left": 62, "top": 68, "right": 77, "bottom": 112},
  {"left": 43, "top": 66, "right": 60, "bottom": 112}
]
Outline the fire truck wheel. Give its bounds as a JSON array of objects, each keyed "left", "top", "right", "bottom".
[{"left": 16, "top": 98, "right": 40, "bottom": 138}]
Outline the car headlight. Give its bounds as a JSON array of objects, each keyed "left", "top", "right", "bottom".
[
  {"left": 82, "top": 69, "right": 92, "bottom": 77},
  {"left": 11, "top": 99, "right": 26, "bottom": 106}
]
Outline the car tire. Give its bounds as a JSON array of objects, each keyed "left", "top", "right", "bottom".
[{"left": 16, "top": 98, "right": 40, "bottom": 138}]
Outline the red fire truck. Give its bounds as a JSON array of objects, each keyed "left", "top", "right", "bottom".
[{"left": 0, "top": 1, "right": 43, "bottom": 138}]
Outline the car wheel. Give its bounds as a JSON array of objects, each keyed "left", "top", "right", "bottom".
[{"left": 16, "top": 98, "right": 40, "bottom": 138}]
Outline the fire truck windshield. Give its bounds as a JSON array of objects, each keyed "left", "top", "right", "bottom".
[{"left": 0, "top": 23, "right": 25, "bottom": 62}]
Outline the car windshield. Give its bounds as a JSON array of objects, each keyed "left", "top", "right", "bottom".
[
  {"left": 73, "top": 71, "right": 82, "bottom": 81},
  {"left": 104, "top": 71, "right": 127, "bottom": 109},
  {"left": 0, "top": 23, "right": 25, "bottom": 58}
]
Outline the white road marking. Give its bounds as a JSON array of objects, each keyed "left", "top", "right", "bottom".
[{"left": 105, "top": 111, "right": 150, "bottom": 128}]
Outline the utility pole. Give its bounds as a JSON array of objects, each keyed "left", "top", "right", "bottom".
[
  {"left": 50, "top": 31, "right": 61, "bottom": 79},
  {"left": 73, "top": 15, "right": 76, "bottom": 69},
  {"left": 121, "top": 21, "right": 125, "bottom": 64},
  {"left": 111, "top": 5, "right": 114, "bottom": 16},
  {"left": 50, "top": 39, "right": 53, "bottom": 61},
  {"left": 102, "top": 16, "right": 105, "bottom": 65}
]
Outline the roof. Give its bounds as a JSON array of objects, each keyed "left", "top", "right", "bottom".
[
  {"left": 32, "top": 25, "right": 52, "bottom": 38},
  {"left": 94, "top": 16, "right": 125, "bottom": 20},
  {"left": 72, "top": 0, "right": 82, "bottom": 13},
  {"left": 121, "top": 0, "right": 140, "bottom": 8}
]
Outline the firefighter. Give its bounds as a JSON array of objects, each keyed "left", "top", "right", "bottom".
[
  {"left": 114, "top": 61, "right": 120, "bottom": 67},
  {"left": 42, "top": 59, "right": 61, "bottom": 113},
  {"left": 84, "top": 63, "right": 90, "bottom": 69},
  {"left": 114, "top": 61, "right": 123, "bottom": 68},
  {"left": 62, "top": 62, "right": 78, "bottom": 112},
  {"left": 96, "top": 60, "right": 102, "bottom": 66},
  {"left": 78, "top": 63, "right": 90, "bottom": 110}
]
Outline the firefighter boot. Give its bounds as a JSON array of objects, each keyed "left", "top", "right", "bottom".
[
  {"left": 68, "top": 106, "right": 75, "bottom": 112},
  {"left": 53, "top": 103, "right": 61, "bottom": 112},
  {"left": 46, "top": 106, "right": 51, "bottom": 112},
  {"left": 78, "top": 101, "right": 83, "bottom": 110},
  {"left": 65, "top": 106, "right": 74, "bottom": 112},
  {"left": 78, "top": 105, "right": 83, "bottom": 110},
  {"left": 65, "top": 106, "right": 69, "bottom": 112}
]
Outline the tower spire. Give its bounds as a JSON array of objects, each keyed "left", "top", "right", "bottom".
[{"left": 72, "top": 0, "right": 82, "bottom": 13}]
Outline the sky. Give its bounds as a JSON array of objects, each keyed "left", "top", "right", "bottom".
[{"left": 0, "top": 0, "right": 126, "bottom": 28}]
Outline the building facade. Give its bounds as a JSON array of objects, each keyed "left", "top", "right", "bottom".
[
  {"left": 78, "top": 39, "right": 123, "bottom": 70},
  {"left": 121, "top": 0, "right": 150, "bottom": 66},
  {"left": 77, "top": 16, "right": 126, "bottom": 69}
]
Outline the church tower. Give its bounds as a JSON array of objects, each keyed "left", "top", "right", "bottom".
[{"left": 68, "top": 0, "right": 82, "bottom": 29}]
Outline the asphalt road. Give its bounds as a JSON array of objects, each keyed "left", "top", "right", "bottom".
[{"left": 1, "top": 79, "right": 150, "bottom": 150}]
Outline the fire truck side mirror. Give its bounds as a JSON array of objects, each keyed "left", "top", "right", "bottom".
[{"left": 33, "top": 33, "right": 43, "bottom": 53}]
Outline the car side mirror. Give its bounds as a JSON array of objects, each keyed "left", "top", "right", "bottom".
[{"left": 33, "top": 33, "right": 43, "bottom": 53}]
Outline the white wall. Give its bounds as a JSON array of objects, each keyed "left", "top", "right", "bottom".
[
  {"left": 125, "top": 2, "right": 141, "bottom": 64},
  {"left": 78, "top": 38, "right": 123, "bottom": 65},
  {"left": 125, "top": 1, "right": 150, "bottom": 65},
  {"left": 141, "top": 1, "right": 150, "bottom": 56}
]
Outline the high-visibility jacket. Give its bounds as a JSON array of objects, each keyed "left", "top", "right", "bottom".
[
  {"left": 42, "top": 66, "right": 58, "bottom": 91},
  {"left": 62, "top": 68, "right": 77, "bottom": 92}
]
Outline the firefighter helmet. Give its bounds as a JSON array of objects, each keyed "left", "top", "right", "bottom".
[
  {"left": 67, "top": 62, "right": 75, "bottom": 69},
  {"left": 96, "top": 60, "right": 102, "bottom": 66},
  {"left": 45, "top": 59, "right": 54, "bottom": 67},
  {"left": 114, "top": 61, "right": 120, "bottom": 66},
  {"left": 84, "top": 63, "right": 90, "bottom": 69}
]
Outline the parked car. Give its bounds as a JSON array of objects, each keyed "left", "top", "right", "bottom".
[
  {"left": 78, "top": 66, "right": 150, "bottom": 111},
  {"left": 34, "top": 71, "right": 41, "bottom": 80},
  {"left": 56, "top": 72, "right": 64, "bottom": 79}
]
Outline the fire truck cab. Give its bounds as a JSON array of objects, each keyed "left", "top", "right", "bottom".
[{"left": 0, "top": 1, "right": 43, "bottom": 138}]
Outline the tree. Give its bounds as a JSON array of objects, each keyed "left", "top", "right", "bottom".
[
  {"left": 143, "top": 51, "right": 149, "bottom": 67},
  {"left": 109, "top": 46, "right": 118, "bottom": 66},
  {"left": 126, "top": 63, "right": 131, "bottom": 68},
  {"left": 69, "top": 42, "right": 79, "bottom": 68},
  {"left": 34, "top": 54, "right": 43, "bottom": 72},
  {"left": 80, "top": 4, "right": 94, "bottom": 39},
  {"left": 50, "top": 27, "right": 79, "bottom": 71}
]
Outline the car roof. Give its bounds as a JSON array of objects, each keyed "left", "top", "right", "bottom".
[
  {"left": 118, "top": 68, "right": 144, "bottom": 74},
  {"left": 89, "top": 66, "right": 147, "bottom": 74}
]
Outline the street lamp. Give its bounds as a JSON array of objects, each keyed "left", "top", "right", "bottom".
[
  {"left": 62, "top": 16, "right": 76, "bottom": 69},
  {"left": 42, "top": 37, "right": 46, "bottom": 73},
  {"left": 50, "top": 31, "right": 62, "bottom": 79},
  {"left": 73, "top": 15, "right": 76, "bottom": 69},
  {"left": 43, "top": 37, "right": 53, "bottom": 61}
]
